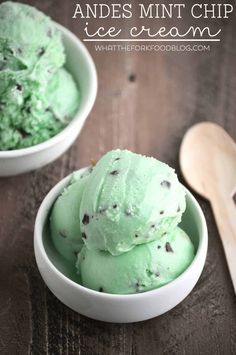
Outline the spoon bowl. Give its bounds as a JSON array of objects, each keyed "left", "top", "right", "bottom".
[{"left": 180, "top": 122, "right": 236, "bottom": 199}]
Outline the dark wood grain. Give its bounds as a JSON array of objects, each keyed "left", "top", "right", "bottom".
[{"left": 0, "top": 0, "right": 236, "bottom": 354}]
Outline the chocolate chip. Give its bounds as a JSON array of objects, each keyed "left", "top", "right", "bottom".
[
  {"left": 18, "top": 128, "right": 29, "bottom": 138},
  {"left": 125, "top": 209, "right": 132, "bottom": 216},
  {"left": 160, "top": 210, "right": 164, "bottom": 215},
  {"left": 113, "top": 204, "right": 117, "bottom": 209},
  {"left": 110, "top": 170, "right": 119, "bottom": 176},
  {"left": 82, "top": 233, "right": 87, "bottom": 239},
  {"left": 99, "top": 287, "right": 103, "bottom": 292},
  {"left": 165, "top": 242, "right": 173, "bottom": 253},
  {"left": 155, "top": 272, "right": 160, "bottom": 277},
  {"left": 98, "top": 207, "right": 107, "bottom": 214},
  {"left": 16, "top": 83, "right": 23, "bottom": 92},
  {"left": 9, "top": 48, "right": 14, "bottom": 55},
  {"left": 157, "top": 245, "right": 161, "bottom": 249},
  {"left": 135, "top": 234, "right": 139, "bottom": 238},
  {"left": 18, "top": 48, "right": 22, "bottom": 54},
  {"left": 114, "top": 157, "right": 120, "bottom": 161},
  {"left": 151, "top": 224, "right": 155, "bottom": 228},
  {"left": 162, "top": 232, "right": 167, "bottom": 236},
  {"left": 27, "top": 10, "right": 35, "bottom": 19},
  {"left": 3, "top": 56, "right": 7, "bottom": 61},
  {"left": 38, "top": 47, "right": 45, "bottom": 57},
  {"left": 177, "top": 206, "right": 181, "bottom": 212},
  {"left": 47, "top": 28, "right": 52, "bottom": 37},
  {"left": 45, "top": 107, "right": 51, "bottom": 112},
  {"left": 161, "top": 180, "right": 171, "bottom": 189},
  {"left": 0, "top": 102, "right": 5, "bottom": 110},
  {"left": 59, "top": 230, "right": 67, "bottom": 238},
  {"left": 146, "top": 269, "right": 153, "bottom": 277},
  {"left": 135, "top": 281, "right": 145, "bottom": 291},
  {"left": 82, "top": 214, "right": 89, "bottom": 225},
  {"left": 25, "top": 107, "right": 31, "bottom": 114}
]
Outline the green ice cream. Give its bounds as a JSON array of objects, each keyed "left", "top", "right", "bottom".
[
  {"left": 0, "top": 68, "right": 80, "bottom": 149},
  {"left": 80, "top": 150, "right": 186, "bottom": 256},
  {"left": 77, "top": 227, "right": 194, "bottom": 294},
  {"left": 50, "top": 167, "right": 92, "bottom": 263},
  {"left": 45, "top": 68, "right": 80, "bottom": 123},
  {"left": 49, "top": 149, "right": 193, "bottom": 295},
  {"left": 0, "top": 1, "right": 64, "bottom": 82},
  {"left": 0, "top": 2, "right": 80, "bottom": 150}
]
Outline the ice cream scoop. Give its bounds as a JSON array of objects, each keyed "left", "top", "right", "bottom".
[
  {"left": 0, "top": 1, "right": 65, "bottom": 82},
  {"left": 0, "top": 68, "right": 80, "bottom": 149},
  {"left": 0, "top": 1, "right": 80, "bottom": 150},
  {"left": 50, "top": 167, "right": 92, "bottom": 263},
  {"left": 79, "top": 149, "right": 186, "bottom": 255},
  {"left": 76, "top": 227, "right": 194, "bottom": 294}
]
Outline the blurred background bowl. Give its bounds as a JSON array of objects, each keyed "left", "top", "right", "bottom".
[{"left": 0, "top": 23, "right": 97, "bottom": 177}]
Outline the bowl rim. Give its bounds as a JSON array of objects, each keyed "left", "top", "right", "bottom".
[
  {"left": 0, "top": 22, "right": 97, "bottom": 157},
  {"left": 34, "top": 168, "right": 208, "bottom": 300}
]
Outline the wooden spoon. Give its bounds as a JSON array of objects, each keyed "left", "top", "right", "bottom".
[{"left": 180, "top": 122, "right": 236, "bottom": 294}]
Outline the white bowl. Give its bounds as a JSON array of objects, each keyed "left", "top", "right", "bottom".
[
  {"left": 0, "top": 23, "right": 97, "bottom": 177},
  {"left": 34, "top": 168, "right": 208, "bottom": 323}
]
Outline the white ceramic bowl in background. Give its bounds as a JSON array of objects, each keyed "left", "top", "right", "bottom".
[
  {"left": 34, "top": 168, "right": 208, "bottom": 323},
  {"left": 0, "top": 24, "right": 97, "bottom": 177}
]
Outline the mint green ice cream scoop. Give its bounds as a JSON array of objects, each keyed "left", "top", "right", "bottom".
[
  {"left": 0, "top": 2, "right": 80, "bottom": 150},
  {"left": 79, "top": 150, "right": 186, "bottom": 256},
  {"left": 0, "top": 1, "right": 65, "bottom": 81},
  {"left": 77, "top": 227, "right": 194, "bottom": 294}
]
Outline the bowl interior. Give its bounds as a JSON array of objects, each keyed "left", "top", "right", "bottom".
[{"left": 42, "top": 177, "right": 202, "bottom": 290}]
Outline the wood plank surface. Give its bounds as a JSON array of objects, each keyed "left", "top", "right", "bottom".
[{"left": 0, "top": 0, "right": 236, "bottom": 354}]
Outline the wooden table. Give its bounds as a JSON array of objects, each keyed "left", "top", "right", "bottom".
[{"left": 0, "top": 1, "right": 236, "bottom": 354}]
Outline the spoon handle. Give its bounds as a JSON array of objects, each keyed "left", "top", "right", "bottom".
[{"left": 210, "top": 193, "right": 236, "bottom": 294}]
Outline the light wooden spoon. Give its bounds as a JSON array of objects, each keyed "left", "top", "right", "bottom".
[{"left": 180, "top": 122, "right": 236, "bottom": 294}]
